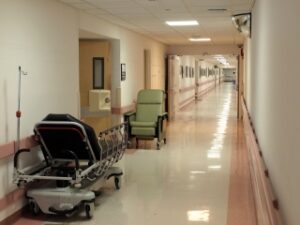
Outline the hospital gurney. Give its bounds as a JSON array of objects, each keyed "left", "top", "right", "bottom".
[{"left": 13, "top": 114, "right": 127, "bottom": 218}]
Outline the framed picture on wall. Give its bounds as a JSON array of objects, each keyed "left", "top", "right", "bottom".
[
  {"left": 121, "top": 63, "right": 126, "bottom": 81},
  {"left": 200, "top": 67, "right": 206, "bottom": 77},
  {"left": 181, "top": 65, "right": 184, "bottom": 78},
  {"left": 185, "top": 66, "right": 188, "bottom": 78}
]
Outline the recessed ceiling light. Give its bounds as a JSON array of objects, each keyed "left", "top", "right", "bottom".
[
  {"left": 190, "top": 170, "right": 206, "bottom": 174},
  {"left": 208, "top": 165, "right": 222, "bottom": 170},
  {"left": 189, "top": 37, "right": 211, "bottom": 42},
  {"left": 166, "top": 20, "right": 199, "bottom": 26}
]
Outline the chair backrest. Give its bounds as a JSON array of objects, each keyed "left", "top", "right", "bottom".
[
  {"left": 35, "top": 114, "right": 101, "bottom": 161},
  {"left": 136, "top": 89, "right": 164, "bottom": 122}
]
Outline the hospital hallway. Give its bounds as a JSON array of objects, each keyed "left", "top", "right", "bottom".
[{"left": 15, "top": 83, "right": 256, "bottom": 225}]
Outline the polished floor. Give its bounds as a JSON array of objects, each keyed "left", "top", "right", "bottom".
[{"left": 15, "top": 83, "right": 256, "bottom": 225}]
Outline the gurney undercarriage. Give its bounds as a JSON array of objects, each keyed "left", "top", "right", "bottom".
[{"left": 13, "top": 114, "right": 127, "bottom": 219}]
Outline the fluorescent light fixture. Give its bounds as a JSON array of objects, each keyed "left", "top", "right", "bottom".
[
  {"left": 166, "top": 20, "right": 199, "bottom": 26},
  {"left": 190, "top": 170, "right": 206, "bottom": 174},
  {"left": 207, "top": 152, "right": 221, "bottom": 159},
  {"left": 189, "top": 37, "right": 211, "bottom": 42},
  {"left": 208, "top": 165, "right": 222, "bottom": 170},
  {"left": 187, "top": 210, "right": 210, "bottom": 222}
]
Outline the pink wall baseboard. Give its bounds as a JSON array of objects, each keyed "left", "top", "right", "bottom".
[
  {"left": 111, "top": 104, "right": 135, "bottom": 115},
  {"left": 179, "top": 96, "right": 195, "bottom": 109}
]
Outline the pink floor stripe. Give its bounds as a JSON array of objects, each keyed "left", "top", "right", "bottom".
[
  {"left": 13, "top": 218, "right": 43, "bottom": 225},
  {"left": 227, "top": 121, "right": 257, "bottom": 225},
  {"left": 0, "top": 189, "right": 26, "bottom": 212}
]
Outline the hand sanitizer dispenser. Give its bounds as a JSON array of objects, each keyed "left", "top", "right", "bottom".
[{"left": 89, "top": 90, "right": 111, "bottom": 112}]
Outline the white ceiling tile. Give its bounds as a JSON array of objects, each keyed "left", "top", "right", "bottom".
[
  {"left": 84, "top": 8, "right": 109, "bottom": 15},
  {"left": 59, "top": 0, "right": 251, "bottom": 45},
  {"left": 86, "top": 0, "right": 133, "bottom": 8},
  {"left": 157, "top": 13, "right": 194, "bottom": 20},
  {"left": 104, "top": 6, "right": 148, "bottom": 14},
  {"left": 71, "top": 2, "right": 96, "bottom": 10},
  {"left": 61, "top": 0, "right": 83, "bottom": 3},
  {"left": 186, "top": 0, "right": 230, "bottom": 7}
]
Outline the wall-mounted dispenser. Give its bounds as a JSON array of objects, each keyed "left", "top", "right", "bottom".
[{"left": 89, "top": 90, "right": 111, "bottom": 112}]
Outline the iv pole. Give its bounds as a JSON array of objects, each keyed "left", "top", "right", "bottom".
[{"left": 16, "top": 66, "right": 27, "bottom": 152}]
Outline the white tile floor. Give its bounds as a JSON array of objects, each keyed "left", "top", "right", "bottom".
[{"left": 41, "top": 83, "right": 238, "bottom": 225}]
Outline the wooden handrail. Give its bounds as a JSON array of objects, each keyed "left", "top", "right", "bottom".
[
  {"left": 241, "top": 97, "right": 283, "bottom": 225},
  {"left": 179, "top": 85, "right": 196, "bottom": 93}
]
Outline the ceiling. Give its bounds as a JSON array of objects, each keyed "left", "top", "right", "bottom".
[
  {"left": 61, "top": 0, "right": 254, "bottom": 45},
  {"left": 198, "top": 54, "right": 237, "bottom": 68}
]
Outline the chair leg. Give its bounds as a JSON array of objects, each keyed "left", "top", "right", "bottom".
[
  {"left": 164, "top": 138, "right": 166, "bottom": 144},
  {"left": 156, "top": 138, "right": 161, "bottom": 150},
  {"left": 136, "top": 138, "right": 139, "bottom": 149}
]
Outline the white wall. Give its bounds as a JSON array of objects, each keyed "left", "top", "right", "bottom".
[
  {"left": 246, "top": 1, "right": 300, "bottom": 224},
  {"left": 0, "top": 0, "right": 80, "bottom": 144},
  {"left": 0, "top": 0, "right": 79, "bottom": 220},
  {"left": 0, "top": 0, "right": 167, "bottom": 220},
  {"left": 79, "top": 13, "right": 167, "bottom": 107},
  {"left": 244, "top": 39, "right": 251, "bottom": 105}
]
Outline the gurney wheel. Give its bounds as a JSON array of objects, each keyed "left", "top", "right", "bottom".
[
  {"left": 84, "top": 203, "right": 94, "bottom": 219},
  {"left": 114, "top": 176, "right": 121, "bottom": 190},
  {"left": 156, "top": 143, "right": 160, "bottom": 150},
  {"left": 29, "top": 201, "right": 40, "bottom": 215}
]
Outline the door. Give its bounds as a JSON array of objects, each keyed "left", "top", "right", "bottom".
[{"left": 168, "top": 55, "right": 180, "bottom": 121}]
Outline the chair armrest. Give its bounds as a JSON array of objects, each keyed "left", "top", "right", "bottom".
[
  {"left": 158, "top": 112, "right": 168, "bottom": 121},
  {"left": 124, "top": 112, "right": 136, "bottom": 141},
  {"left": 157, "top": 112, "right": 168, "bottom": 128},
  {"left": 124, "top": 111, "right": 136, "bottom": 122},
  {"left": 124, "top": 111, "right": 136, "bottom": 117}
]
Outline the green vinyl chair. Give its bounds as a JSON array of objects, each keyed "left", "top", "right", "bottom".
[{"left": 124, "top": 89, "right": 168, "bottom": 150}]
